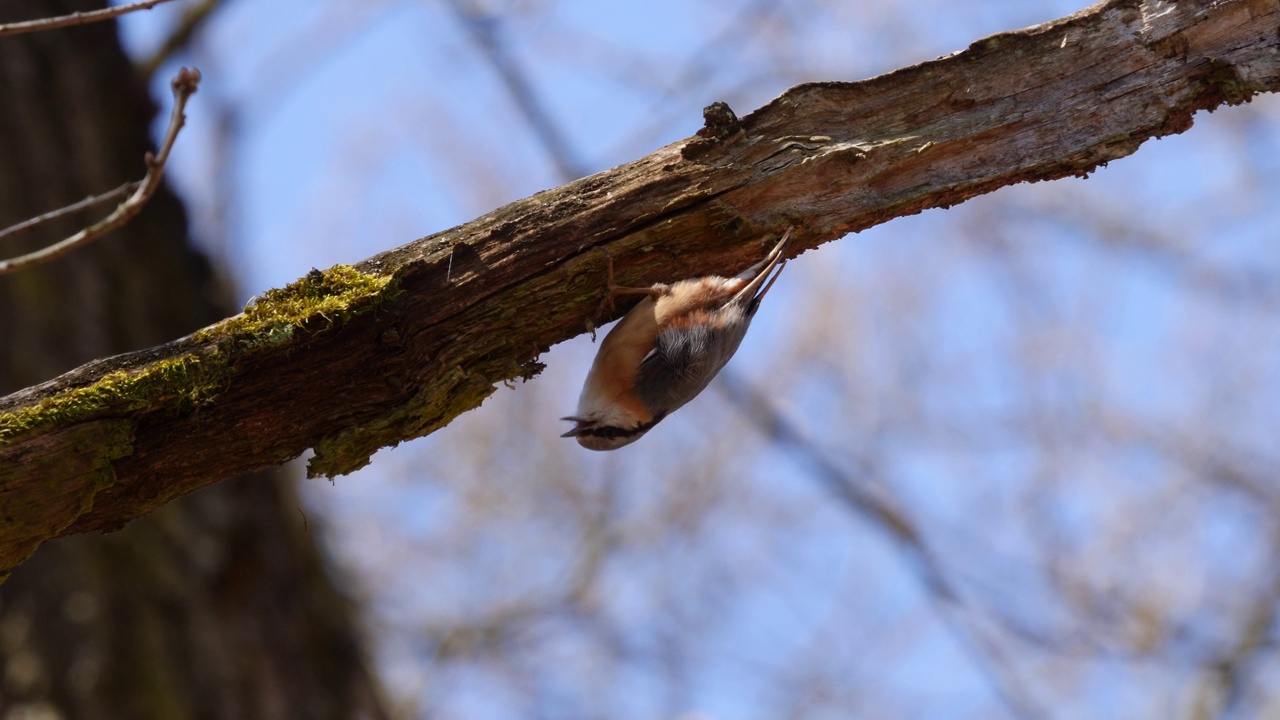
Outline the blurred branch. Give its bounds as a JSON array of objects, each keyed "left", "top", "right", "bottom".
[
  {"left": 994, "top": 194, "right": 1280, "bottom": 308},
  {"left": 0, "top": 67, "right": 201, "bottom": 275},
  {"left": 2, "top": 0, "right": 1278, "bottom": 581},
  {"left": 1189, "top": 533, "right": 1280, "bottom": 718},
  {"left": 137, "top": 0, "right": 222, "bottom": 79},
  {"left": 1095, "top": 407, "right": 1280, "bottom": 509},
  {"left": 430, "top": 483, "right": 615, "bottom": 662},
  {"left": 445, "top": 0, "right": 588, "bottom": 180},
  {"left": 0, "top": 0, "right": 180, "bottom": 37},
  {"left": 715, "top": 371, "right": 1044, "bottom": 720}
]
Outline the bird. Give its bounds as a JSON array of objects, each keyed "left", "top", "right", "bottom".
[{"left": 562, "top": 228, "right": 792, "bottom": 450}]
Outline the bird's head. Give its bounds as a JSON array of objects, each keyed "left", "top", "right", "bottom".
[{"left": 559, "top": 411, "right": 666, "bottom": 451}]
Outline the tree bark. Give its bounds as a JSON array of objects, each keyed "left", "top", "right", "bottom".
[
  {"left": 0, "top": 1, "right": 387, "bottom": 716},
  {"left": 1, "top": 0, "right": 1278, "bottom": 576}
]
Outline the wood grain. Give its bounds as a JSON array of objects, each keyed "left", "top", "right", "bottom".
[{"left": 1, "top": 0, "right": 1277, "bottom": 575}]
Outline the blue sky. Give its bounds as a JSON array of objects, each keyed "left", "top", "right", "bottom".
[{"left": 117, "top": 1, "right": 1280, "bottom": 717}]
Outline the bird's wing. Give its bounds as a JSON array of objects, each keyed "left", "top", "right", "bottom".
[{"left": 633, "top": 314, "right": 751, "bottom": 415}]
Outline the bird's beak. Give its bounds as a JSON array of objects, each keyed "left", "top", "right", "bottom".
[{"left": 560, "top": 416, "right": 591, "bottom": 437}]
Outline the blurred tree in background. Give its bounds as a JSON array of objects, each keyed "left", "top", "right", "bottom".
[
  {"left": 3, "top": 1, "right": 1279, "bottom": 719},
  {"left": 0, "top": 1, "right": 386, "bottom": 718}
]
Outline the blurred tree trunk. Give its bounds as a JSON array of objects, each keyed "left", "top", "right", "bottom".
[{"left": 0, "top": 1, "right": 387, "bottom": 718}]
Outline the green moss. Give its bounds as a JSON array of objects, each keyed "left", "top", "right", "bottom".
[
  {"left": 0, "top": 354, "right": 224, "bottom": 442},
  {"left": 308, "top": 363, "right": 498, "bottom": 478},
  {"left": 0, "top": 265, "right": 397, "bottom": 445},
  {"left": 195, "top": 264, "right": 397, "bottom": 344},
  {"left": 0, "top": 419, "right": 135, "bottom": 579},
  {"left": 89, "top": 420, "right": 134, "bottom": 487}
]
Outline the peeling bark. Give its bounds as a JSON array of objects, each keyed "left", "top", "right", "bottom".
[{"left": 1, "top": 0, "right": 1278, "bottom": 576}]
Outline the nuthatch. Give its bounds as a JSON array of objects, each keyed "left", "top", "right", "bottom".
[{"left": 562, "top": 228, "right": 792, "bottom": 450}]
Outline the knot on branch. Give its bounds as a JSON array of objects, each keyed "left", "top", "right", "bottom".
[{"left": 682, "top": 101, "right": 745, "bottom": 160}]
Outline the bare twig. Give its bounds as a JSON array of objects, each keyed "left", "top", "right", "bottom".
[
  {"left": 0, "top": 67, "right": 200, "bottom": 276},
  {"left": 0, "top": 0, "right": 181, "bottom": 37},
  {"left": 0, "top": 182, "right": 140, "bottom": 244}
]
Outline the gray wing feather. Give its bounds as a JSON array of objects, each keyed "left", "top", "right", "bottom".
[{"left": 633, "top": 310, "right": 752, "bottom": 415}]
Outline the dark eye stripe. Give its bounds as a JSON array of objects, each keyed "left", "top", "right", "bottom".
[{"left": 577, "top": 413, "right": 667, "bottom": 439}]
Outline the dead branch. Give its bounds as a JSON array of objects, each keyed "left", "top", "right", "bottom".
[
  {"left": 0, "top": 182, "right": 139, "bottom": 244},
  {"left": 0, "top": 0, "right": 1277, "bottom": 580},
  {"left": 0, "top": 0, "right": 180, "bottom": 37}
]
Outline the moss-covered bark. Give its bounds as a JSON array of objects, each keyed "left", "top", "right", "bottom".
[
  {"left": 0, "top": 1, "right": 388, "bottom": 717},
  {"left": 2, "top": 0, "right": 1279, "bottom": 578}
]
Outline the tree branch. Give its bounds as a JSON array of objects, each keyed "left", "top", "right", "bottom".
[
  {"left": 0, "top": 0, "right": 180, "bottom": 37},
  {"left": 1, "top": 0, "right": 1277, "bottom": 579},
  {"left": 0, "top": 67, "right": 200, "bottom": 275},
  {"left": 136, "top": 0, "right": 222, "bottom": 79},
  {"left": 0, "top": 182, "right": 139, "bottom": 244}
]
